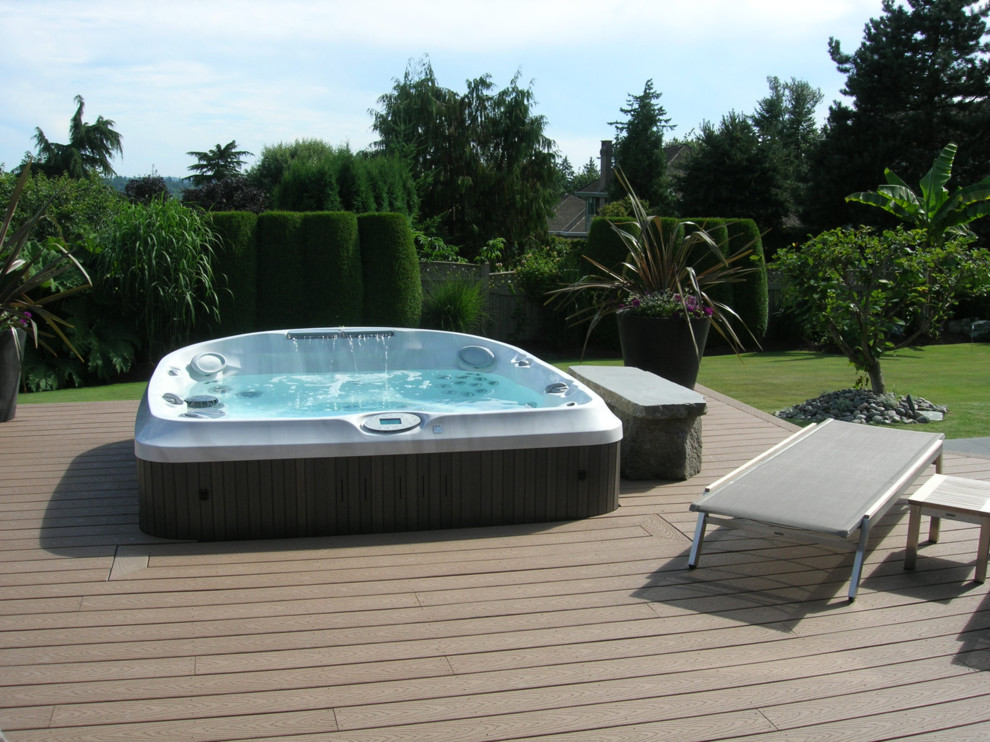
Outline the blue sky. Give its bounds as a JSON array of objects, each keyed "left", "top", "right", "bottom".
[{"left": 0, "top": 0, "right": 885, "bottom": 179}]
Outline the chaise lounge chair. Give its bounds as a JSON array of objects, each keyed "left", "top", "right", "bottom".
[{"left": 687, "top": 419, "right": 944, "bottom": 601}]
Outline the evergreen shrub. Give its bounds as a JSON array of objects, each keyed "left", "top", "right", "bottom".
[
  {"left": 301, "top": 212, "right": 362, "bottom": 326},
  {"left": 358, "top": 213, "right": 421, "bottom": 327},
  {"left": 255, "top": 212, "right": 305, "bottom": 329},
  {"left": 210, "top": 211, "right": 258, "bottom": 335},
  {"left": 577, "top": 217, "right": 640, "bottom": 351},
  {"left": 421, "top": 279, "right": 487, "bottom": 333},
  {"left": 726, "top": 219, "right": 768, "bottom": 344},
  {"left": 682, "top": 218, "right": 732, "bottom": 348}
]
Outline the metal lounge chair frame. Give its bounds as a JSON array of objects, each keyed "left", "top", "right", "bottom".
[{"left": 688, "top": 419, "right": 944, "bottom": 601}]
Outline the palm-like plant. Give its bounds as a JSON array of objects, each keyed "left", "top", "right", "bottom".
[
  {"left": 846, "top": 142, "right": 990, "bottom": 248},
  {"left": 1, "top": 165, "right": 91, "bottom": 356},
  {"left": 185, "top": 140, "right": 253, "bottom": 187},
  {"left": 33, "top": 95, "right": 123, "bottom": 178},
  {"left": 550, "top": 167, "right": 759, "bottom": 354}
]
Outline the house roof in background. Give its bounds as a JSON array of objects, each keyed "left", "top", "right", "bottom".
[{"left": 548, "top": 193, "right": 586, "bottom": 235}]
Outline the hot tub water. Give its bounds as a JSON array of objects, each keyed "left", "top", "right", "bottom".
[{"left": 179, "top": 368, "right": 546, "bottom": 419}]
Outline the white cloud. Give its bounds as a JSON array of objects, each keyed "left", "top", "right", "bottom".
[{"left": 0, "top": 0, "right": 885, "bottom": 175}]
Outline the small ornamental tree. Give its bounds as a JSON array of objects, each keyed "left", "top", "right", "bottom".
[{"left": 774, "top": 226, "right": 990, "bottom": 393}]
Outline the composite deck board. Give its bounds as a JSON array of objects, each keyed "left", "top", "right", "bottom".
[{"left": 1, "top": 392, "right": 989, "bottom": 740}]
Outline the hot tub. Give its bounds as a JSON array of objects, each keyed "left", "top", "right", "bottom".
[{"left": 135, "top": 328, "right": 622, "bottom": 540}]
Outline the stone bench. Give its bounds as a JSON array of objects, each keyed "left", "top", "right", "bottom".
[{"left": 570, "top": 365, "right": 707, "bottom": 481}]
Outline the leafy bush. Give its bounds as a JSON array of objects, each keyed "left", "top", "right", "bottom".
[
  {"left": 249, "top": 139, "right": 335, "bottom": 194},
  {"left": 478, "top": 237, "right": 506, "bottom": 268},
  {"left": 94, "top": 198, "right": 222, "bottom": 358},
  {"left": 599, "top": 199, "right": 632, "bottom": 217},
  {"left": 414, "top": 231, "right": 464, "bottom": 263},
  {"left": 513, "top": 238, "right": 578, "bottom": 300},
  {"left": 124, "top": 175, "right": 171, "bottom": 205},
  {"left": 20, "top": 296, "right": 138, "bottom": 391},
  {"left": 1, "top": 166, "right": 92, "bottom": 350},
  {"left": 421, "top": 279, "right": 488, "bottom": 333},
  {"left": 0, "top": 170, "right": 122, "bottom": 249},
  {"left": 774, "top": 226, "right": 990, "bottom": 392},
  {"left": 182, "top": 176, "right": 267, "bottom": 213}
]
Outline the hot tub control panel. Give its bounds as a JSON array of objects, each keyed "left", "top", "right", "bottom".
[{"left": 362, "top": 412, "right": 423, "bottom": 434}]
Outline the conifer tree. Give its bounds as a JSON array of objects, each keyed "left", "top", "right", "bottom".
[
  {"left": 806, "top": 0, "right": 990, "bottom": 230},
  {"left": 609, "top": 79, "right": 674, "bottom": 213}
]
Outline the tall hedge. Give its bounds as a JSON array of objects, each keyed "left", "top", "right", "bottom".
[
  {"left": 358, "top": 213, "right": 421, "bottom": 327},
  {"left": 255, "top": 212, "right": 305, "bottom": 330},
  {"left": 682, "top": 217, "right": 767, "bottom": 348},
  {"left": 726, "top": 219, "right": 768, "bottom": 345},
  {"left": 209, "top": 211, "right": 258, "bottom": 336},
  {"left": 584, "top": 217, "right": 638, "bottom": 271},
  {"left": 271, "top": 158, "right": 341, "bottom": 211},
  {"left": 301, "top": 212, "right": 362, "bottom": 326},
  {"left": 682, "top": 218, "right": 732, "bottom": 348},
  {"left": 262, "top": 144, "right": 418, "bottom": 217},
  {"left": 578, "top": 217, "right": 640, "bottom": 350}
]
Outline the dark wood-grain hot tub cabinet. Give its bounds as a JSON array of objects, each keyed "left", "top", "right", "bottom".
[{"left": 137, "top": 442, "right": 621, "bottom": 540}]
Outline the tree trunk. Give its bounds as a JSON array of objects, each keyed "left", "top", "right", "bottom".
[{"left": 867, "top": 361, "right": 886, "bottom": 394}]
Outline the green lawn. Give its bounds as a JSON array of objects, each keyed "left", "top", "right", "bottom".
[
  {"left": 19, "top": 343, "right": 989, "bottom": 439},
  {"left": 20, "top": 381, "right": 149, "bottom": 404},
  {"left": 697, "top": 344, "right": 989, "bottom": 439},
  {"left": 559, "top": 343, "right": 990, "bottom": 440}
]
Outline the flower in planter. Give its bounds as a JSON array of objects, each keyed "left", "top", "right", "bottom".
[{"left": 620, "top": 290, "right": 715, "bottom": 320}]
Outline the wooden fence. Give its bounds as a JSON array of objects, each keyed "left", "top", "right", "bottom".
[
  {"left": 421, "top": 262, "right": 544, "bottom": 344},
  {"left": 421, "top": 262, "right": 787, "bottom": 347}
]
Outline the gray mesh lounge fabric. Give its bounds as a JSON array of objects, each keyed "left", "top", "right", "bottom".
[{"left": 688, "top": 419, "right": 944, "bottom": 600}]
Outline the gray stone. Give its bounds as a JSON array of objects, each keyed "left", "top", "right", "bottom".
[
  {"left": 570, "top": 365, "right": 707, "bottom": 481},
  {"left": 776, "top": 388, "right": 948, "bottom": 427},
  {"left": 970, "top": 320, "right": 990, "bottom": 342},
  {"left": 918, "top": 410, "right": 945, "bottom": 423}
]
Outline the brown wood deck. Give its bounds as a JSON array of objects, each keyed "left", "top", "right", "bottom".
[{"left": 2, "top": 389, "right": 990, "bottom": 741}]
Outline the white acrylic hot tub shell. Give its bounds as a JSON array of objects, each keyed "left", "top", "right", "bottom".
[{"left": 135, "top": 328, "right": 622, "bottom": 464}]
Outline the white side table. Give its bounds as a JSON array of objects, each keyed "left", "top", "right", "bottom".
[{"left": 905, "top": 474, "right": 990, "bottom": 583}]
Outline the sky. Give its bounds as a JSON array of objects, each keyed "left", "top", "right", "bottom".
[{"left": 0, "top": 0, "right": 887, "bottom": 179}]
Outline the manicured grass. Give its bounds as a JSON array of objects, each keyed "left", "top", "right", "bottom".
[
  {"left": 696, "top": 344, "right": 989, "bottom": 439},
  {"left": 20, "top": 381, "right": 148, "bottom": 404},
  {"left": 559, "top": 343, "right": 990, "bottom": 440},
  {"left": 19, "top": 343, "right": 989, "bottom": 439}
]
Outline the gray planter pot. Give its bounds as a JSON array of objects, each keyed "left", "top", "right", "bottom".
[
  {"left": 0, "top": 328, "right": 25, "bottom": 422},
  {"left": 617, "top": 313, "right": 710, "bottom": 389}
]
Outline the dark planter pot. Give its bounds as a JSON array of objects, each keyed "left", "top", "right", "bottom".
[
  {"left": 0, "top": 328, "right": 24, "bottom": 422},
  {"left": 617, "top": 313, "right": 710, "bottom": 389}
]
